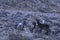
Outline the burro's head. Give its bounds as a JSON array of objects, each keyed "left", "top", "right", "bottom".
[
  {"left": 39, "top": 19, "right": 45, "bottom": 24},
  {"left": 42, "top": 20, "right": 45, "bottom": 24},
  {"left": 17, "top": 22, "right": 24, "bottom": 30},
  {"left": 35, "top": 18, "right": 45, "bottom": 24},
  {"left": 18, "top": 23, "right": 23, "bottom": 26}
]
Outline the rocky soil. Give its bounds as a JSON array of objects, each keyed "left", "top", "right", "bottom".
[{"left": 0, "top": 0, "right": 60, "bottom": 40}]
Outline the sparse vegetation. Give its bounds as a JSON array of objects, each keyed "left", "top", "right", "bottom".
[{"left": 0, "top": 0, "right": 60, "bottom": 40}]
